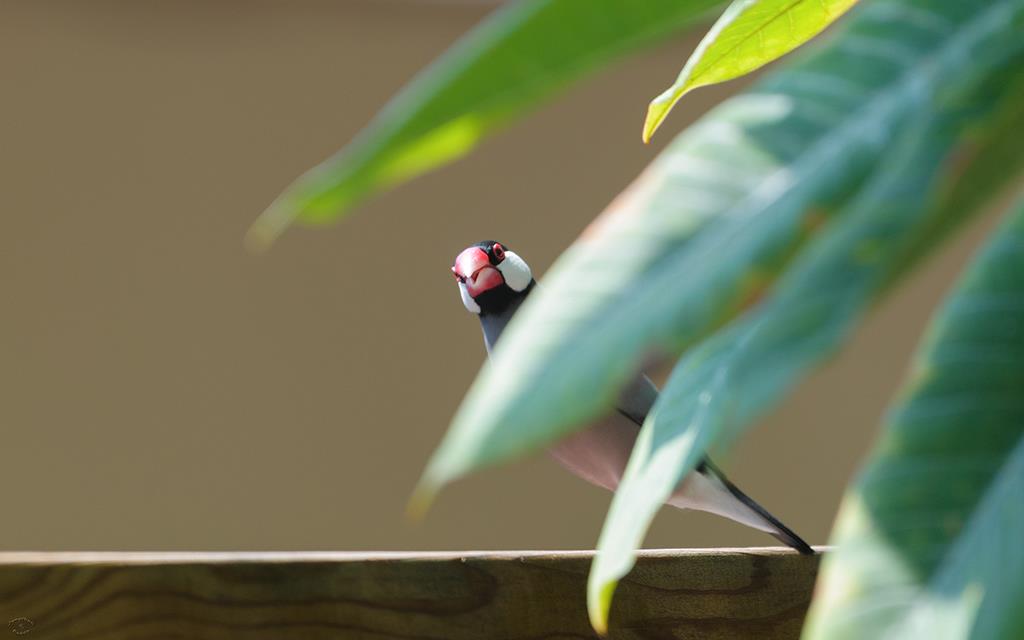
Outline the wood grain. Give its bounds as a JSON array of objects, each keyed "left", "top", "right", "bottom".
[{"left": 0, "top": 547, "right": 821, "bottom": 639}]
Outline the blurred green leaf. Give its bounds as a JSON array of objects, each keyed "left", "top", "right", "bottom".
[
  {"left": 644, "top": 0, "right": 859, "bottom": 142},
  {"left": 417, "top": 0, "right": 1024, "bottom": 512},
  {"left": 589, "top": 58, "right": 1024, "bottom": 629},
  {"left": 803, "top": 197, "right": 1024, "bottom": 640},
  {"left": 247, "top": 0, "right": 722, "bottom": 248}
]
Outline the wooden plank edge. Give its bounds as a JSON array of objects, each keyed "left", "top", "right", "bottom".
[{"left": 0, "top": 546, "right": 830, "bottom": 565}]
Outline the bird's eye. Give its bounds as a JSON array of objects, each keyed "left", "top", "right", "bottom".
[
  {"left": 492, "top": 243, "right": 505, "bottom": 262},
  {"left": 451, "top": 267, "right": 465, "bottom": 283}
]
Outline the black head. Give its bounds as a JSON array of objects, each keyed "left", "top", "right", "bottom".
[{"left": 451, "top": 240, "right": 534, "bottom": 315}]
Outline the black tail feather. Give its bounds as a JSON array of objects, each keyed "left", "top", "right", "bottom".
[{"left": 699, "top": 459, "right": 814, "bottom": 555}]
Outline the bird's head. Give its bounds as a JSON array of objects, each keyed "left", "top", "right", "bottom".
[{"left": 451, "top": 240, "right": 533, "bottom": 315}]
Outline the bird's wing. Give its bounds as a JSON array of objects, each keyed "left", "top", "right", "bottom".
[
  {"left": 614, "top": 373, "right": 659, "bottom": 427},
  {"left": 589, "top": 373, "right": 814, "bottom": 553}
]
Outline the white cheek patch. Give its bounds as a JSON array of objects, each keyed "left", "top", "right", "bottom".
[
  {"left": 458, "top": 281, "right": 481, "bottom": 314},
  {"left": 498, "top": 250, "right": 532, "bottom": 292}
]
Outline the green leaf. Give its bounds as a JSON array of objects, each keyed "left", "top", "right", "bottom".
[
  {"left": 417, "top": 0, "right": 1024, "bottom": 512},
  {"left": 246, "top": 0, "right": 722, "bottom": 248},
  {"left": 803, "top": 197, "right": 1024, "bottom": 639},
  {"left": 643, "top": 0, "right": 859, "bottom": 142},
  {"left": 588, "top": 57, "right": 1024, "bottom": 627}
]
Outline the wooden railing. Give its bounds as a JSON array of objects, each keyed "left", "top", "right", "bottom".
[{"left": 0, "top": 547, "right": 821, "bottom": 639}]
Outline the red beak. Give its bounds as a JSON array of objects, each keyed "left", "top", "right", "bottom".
[{"left": 453, "top": 247, "right": 503, "bottom": 297}]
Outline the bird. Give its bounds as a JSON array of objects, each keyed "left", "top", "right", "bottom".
[{"left": 451, "top": 240, "right": 813, "bottom": 554}]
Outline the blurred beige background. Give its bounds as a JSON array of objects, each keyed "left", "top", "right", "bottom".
[{"left": 0, "top": 1, "right": 1006, "bottom": 551}]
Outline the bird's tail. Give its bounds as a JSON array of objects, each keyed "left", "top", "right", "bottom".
[{"left": 698, "top": 459, "right": 814, "bottom": 555}]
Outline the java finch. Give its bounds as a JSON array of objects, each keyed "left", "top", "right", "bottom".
[{"left": 451, "top": 240, "right": 813, "bottom": 553}]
